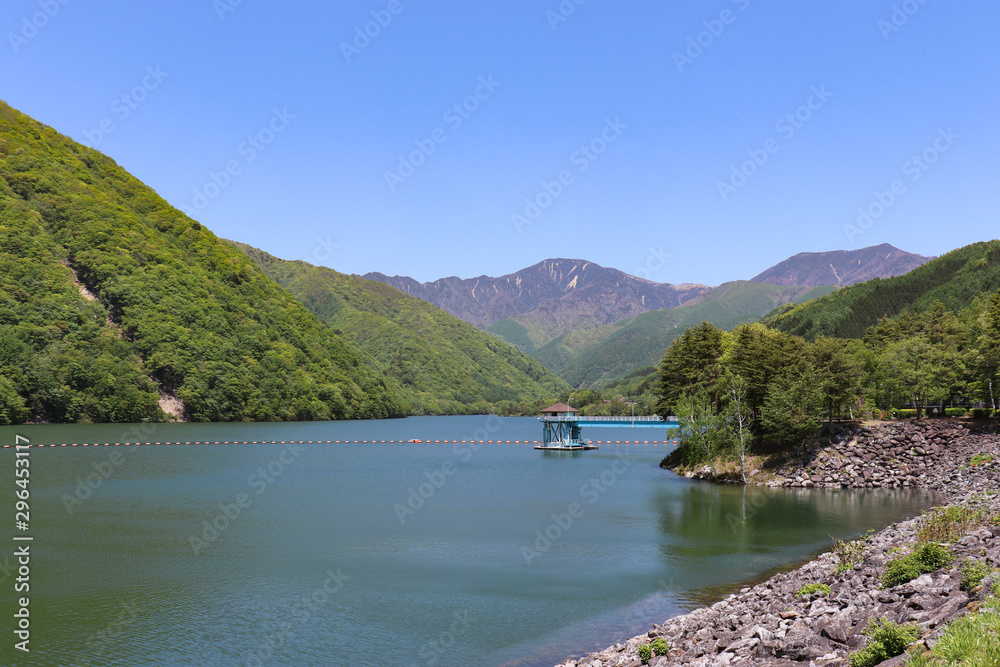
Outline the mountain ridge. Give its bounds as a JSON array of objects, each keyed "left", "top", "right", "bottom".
[
  {"left": 363, "top": 258, "right": 709, "bottom": 330},
  {"left": 236, "top": 243, "right": 569, "bottom": 415},
  {"left": 750, "top": 243, "right": 932, "bottom": 287}
]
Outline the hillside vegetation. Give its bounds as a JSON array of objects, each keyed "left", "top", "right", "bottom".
[
  {"left": 765, "top": 241, "right": 1000, "bottom": 340},
  {"left": 0, "top": 100, "right": 405, "bottom": 423},
  {"left": 534, "top": 281, "right": 826, "bottom": 387},
  {"left": 236, "top": 244, "right": 568, "bottom": 415}
]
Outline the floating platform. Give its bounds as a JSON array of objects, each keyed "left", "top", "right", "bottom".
[{"left": 534, "top": 442, "right": 598, "bottom": 451}]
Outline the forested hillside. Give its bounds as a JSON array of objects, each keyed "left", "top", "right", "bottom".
[
  {"left": 236, "top": 244, "right": 568, "bottom": 415},
  {"left": 535, "top": 281, "right": 829, "bottom": 387},
  {"left": 766, "top": 241, "right": 1000, "bottom": 340},
  {"left": 0, "top": 101, "right": 405, "bottom": 423}
]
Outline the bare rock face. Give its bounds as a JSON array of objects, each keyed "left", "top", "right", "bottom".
[{"left": 557, "top": 420, "right": 1000, "bottom": 667}]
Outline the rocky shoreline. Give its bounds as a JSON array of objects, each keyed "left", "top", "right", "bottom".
[{"left": 556, "top": 419, "right": 1000, "bottom": 667}]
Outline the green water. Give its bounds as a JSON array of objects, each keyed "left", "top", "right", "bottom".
[{"left": 0, "top": 416, "right": 937, "bottom": 666}]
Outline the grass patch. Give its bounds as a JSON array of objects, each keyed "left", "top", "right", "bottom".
[
  {"left": 649, "top": 638, "right": 669, "bottom": 657},
  {"left": 797, "top": 583, "right": 831, "bottom": 597},
  {"left": 637, "top": 644, "right": 651, "bottom": 664},
  {"left": 848, "top": 618, "right": 919, "bottom": 667},
  {"left": 907, "top": 585, "right": 1000, "bottom": 666}
]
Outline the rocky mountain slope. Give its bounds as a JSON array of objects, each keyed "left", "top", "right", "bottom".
[
  {"left": 750, "top": 243, "right": 932, "bottom": 287},
  {"left": 364, "top": 258, "right": 708, "bottom": 330}
]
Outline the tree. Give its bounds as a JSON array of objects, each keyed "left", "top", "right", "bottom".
[
  {"left": 668, "top": 390, "right": 725, "bottom": 477},
  {"left": 720, "top": 322, "right": 802, "bottom": 416},
  {"left": 879, "top": 336, "right": 961, "bottom": 415},
  {"left": 811, "top": 337, "right": 864, "bottom": 422},
  {"left": 722, "top": 373, "right": 753, "bottom": 483},
  {"left": 974, "top": 290, "right": 1000, "bottom": 409},
  {"left": 657, "top": 321, "right": 725, "bottom": 416},
  {"left": 0, "top": 375, "right": 28, "bottom": 425},
  {"left": 760, "top": 371, "right": 822, "bottom": 450}
]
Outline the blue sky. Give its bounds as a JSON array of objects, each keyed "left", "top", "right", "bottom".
[{"left": 2, "top": 1, "right": 998, "bottom": 286}]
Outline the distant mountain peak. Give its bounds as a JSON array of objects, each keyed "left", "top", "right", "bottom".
[
  {"left": 362, "top": 258, "right": 709, "bottom": 329},
  {"left": 750, "top": 244, "right": 932, "bottom": 287}
]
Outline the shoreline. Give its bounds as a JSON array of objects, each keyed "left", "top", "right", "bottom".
[{"left": 556, "top": 419, "right": 1000, "bottom": 666}]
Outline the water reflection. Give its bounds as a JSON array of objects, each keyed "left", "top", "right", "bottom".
[{"left": 652, "top": 481, "right": 939, "bottom": 606}]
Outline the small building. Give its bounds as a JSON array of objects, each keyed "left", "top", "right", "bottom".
[
  {"left": 540, "top": 402, "right": 580, "bottom": 418},
  {"left": 537, "top": 403, "right": 593, "bottom": 449}
]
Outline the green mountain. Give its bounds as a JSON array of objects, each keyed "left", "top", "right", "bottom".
[
  {"left": 765, "top": 240, "right": 1000, "bottom": 340},
  {"left": 540, "top": 281, "right": 827, "bottom": 387},
  {"left": 0, "top": 100, "right": 405, "bottom": 424},
  {"left": 235, "top": 244, "right": 569, "bottom": 415}
]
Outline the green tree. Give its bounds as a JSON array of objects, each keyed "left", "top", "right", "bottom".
[
  {"left": 812, "top": 337, "right": 864, "bottom": 422},
  {"left": 760, "top": 372, "right": 822, "bottom": 447},
  {"left": 669, "top": 390, "right": 725, "bottom": 476},
  {"left": 973, "top": 290, "right": 1000, "bottom": 409},
  {"left": 657, "top": 321, "right": 725, "bottom": 415},
  {"left": 720, "top": 322, "right": 804, "bottom": 415},
  {"left": 0, "top": 375, "right": 28, "bottom": 425},
  {"left": 721, "top": 372, "right": 753, "bottom": 483},
  {"left": 879, "top": 336, "right": 961, "bottom": 415}
]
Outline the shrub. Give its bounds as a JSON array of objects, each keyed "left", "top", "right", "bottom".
[
  {"left": 882, "top": 554, "right": 924, "bottom": 588},
  {"left": 896, "top": 409, "right": 918, "bottom": 418},
  {"left": 972, "top": 408, "right": 992, "bottom": 419},
  {"left": 797, "top": 583, "right": 831, "bottom": 597},
  {"left": 945, "top": 407, "right": 968, "bottom": 417},
  {"left": 960, "top": 559, "right": 993, "bottom": 591},
  {"left": 915, "top": 542, "right": 955, "bottom": 570},
  {"left": 917, "top": 504, "right": 996, "bottom": 543},
  {"left": 650, "top": 638, "right": 669, "bottom": 656},
  {"left": 834, "top": 530, "right": 872, "bottom": 572},
  {"left": 882, "top": 543, "right": 954, "bottom": 587},
  {"left": 637, "top": 644, "right": 652, "bottom": 663},
  {"left": 848, "top": 618, "right": 919, "bottom": 667}
]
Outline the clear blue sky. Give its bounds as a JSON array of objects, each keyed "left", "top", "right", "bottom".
[{"left": 2, "top": 1, "right": 998, "bottom": 286}]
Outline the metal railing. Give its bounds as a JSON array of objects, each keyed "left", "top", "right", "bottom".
[{"left": 540, "top": 415, "right": 673, "bottom": 422}]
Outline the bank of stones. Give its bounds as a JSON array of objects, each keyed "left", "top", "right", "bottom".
[{"left": 557, "top": 419, "right": 1000, "bottom": 667}]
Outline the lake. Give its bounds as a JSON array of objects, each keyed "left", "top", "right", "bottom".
[{"left": 0, "top": 416, "right": 938, "bottom": 666}]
